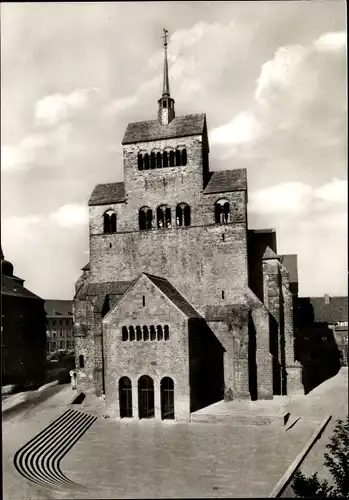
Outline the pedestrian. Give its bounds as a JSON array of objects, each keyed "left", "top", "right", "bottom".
[{"left": 69, "top": 370, "right": 77, "bottom": 390}]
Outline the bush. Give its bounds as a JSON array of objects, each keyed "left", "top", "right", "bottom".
[{"left": 291, "top": 416, "right": 349, "bottom": 497}]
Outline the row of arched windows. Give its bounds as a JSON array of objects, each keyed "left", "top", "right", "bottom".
[
  {"left": 138, "top": 149, "right": 187, "bottom": 171},
  {"left": 122, "top": 325, "right": 169, "bottom": 341},
  {"left": 139, "top": 203, "right": 191, "bottom": 230},
  {"left": 119, "top": 375, "right": 174, "bottom": 419},
  {"left": 102, "top": 198, "right": 231, "bottom": 234}
]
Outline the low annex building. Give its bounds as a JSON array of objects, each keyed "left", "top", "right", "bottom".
[{"left": 73, "top": 30, "right": 302, "bottom": 421}]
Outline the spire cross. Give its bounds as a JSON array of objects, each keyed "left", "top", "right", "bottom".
[{"left": 162, "top": 28, "right": 168, "bottom": 48}]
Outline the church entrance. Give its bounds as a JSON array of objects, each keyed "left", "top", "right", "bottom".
[
  {"left": 138, "top": 375, "right": 155, "bottom": 419},
  {"left": 160, "top": 377, "right": 175, "bottom": 420},
  {"left": 119, "top": 377, "right": 133, "bottom": 418}
]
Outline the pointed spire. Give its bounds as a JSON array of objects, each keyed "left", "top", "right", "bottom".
[
  {"left": 158, "top": 28, "right": 175, "bottom": 125},
  {"left": 162, "top": 28, "right": 170, "bottom": 97}
]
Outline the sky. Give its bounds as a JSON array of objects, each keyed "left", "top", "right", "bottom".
[{"left": 1, "top": 1, "right": 347, "bottom": 300}]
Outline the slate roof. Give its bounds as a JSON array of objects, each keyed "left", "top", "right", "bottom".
[
  {"left": 279, "top": 254, "right": 298, "bottom": 284},
  {"left": 122, "top": 113, "right": 206, "bottom": 145},
  {"left": 298, "top": 296, "right": 348, "bottom": 324},
  {"left": 88, "top": 182, "right": 126, "bottom": 206},
  {"left": 45, "top": 300, "right": 73, "bottom": 316},
  {"left": 204, "top": 169, "right": 247, "bottom": 195},
  {"left": 262, "top": 246, "right": 279, "bottom": 260},
  {"left": 144, "top": 274, "right": 202, "bottom": 319},
  {"left": 76, "top": 281, "right": 134, "bottom": 300},
  {"left": 1, "top": 275, "right": 42, "bottom": 300}
]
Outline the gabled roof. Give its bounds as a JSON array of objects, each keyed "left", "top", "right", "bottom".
[
  {"left": 122, "top": 113, "right": 206, "bottom": 145},
  {"left": 81, "top": 262, "right": 90, "bottom": 271},
  {"left": 75, "top": 280, "right": 134, "bottom": 300},
  {"left": 204, "top": 169, "right": 247, "bottom": 195},
  {"left": 279, "top": 254, "right": 298, "bottom": 284},
  {"left": 88, "top": 182, "right": 126, "bottom": 206},
  {"left": 298, "top": 296, "right": 348, "bottom": 324},
  {"left": 1, "top": 275, "right": 43, "bottom": 300},
  {"left": 262, "top": 246, "right": 279, "bottom": 260},
  {"left": 45, "top": 300, "right": 73, "bottom": 316}
]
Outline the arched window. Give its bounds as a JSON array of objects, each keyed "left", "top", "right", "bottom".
[
  {"left": 143, "top": 326, "right": 149, "bottom": 341},
  {"left": 136, "top": 326, "right": 142, "bottom": 341},
  {"left": 137, "top": 154, "right": 143, "bottom": 171},
  {"left": 150, "top": 325, "right": 156, "bottom": 341},
  {"left": 79, "top": 355, "right": 84, "bottom": 368},
  {"left": 181, "top": 149, "right": 187, "bottom": 166},
  {"left": 139, "top": 207, "right": 153, "bottom": 230},
  {"left": 138, "top": 375, "right": 155, "bottom": 419},
  {"left": 164, "top": 325, "right": 169, "bottom": 341},
  {"left": 156, "top": 152, "right": 162, "bottom": 168},
  {"left": 157, "top": 205, "right": 171, "bottom": 229},
  {"left": 150, "top": 152, "right": 156, "bottom": 169},
  {"left": 103, "top": 210, "right": 116, "bottom": 234},
  {"left": 157, "top": 325, "right": 163, "bottom": 341},
  {"left": 163, "top": 151, "right": 168, "bottom": 168},
  {"left": 119, "top": 377, "right": 132, "bottom": 418},
  {"left": 122, "top": 326, "right": 128, "bottom": 341},
  {"left": 160, "top": 377, "right": 174, "bottom": 420},
  {"left": 176, "top": 203, "right": 190, "bottom": 227},
  {"left": 215, "top": 199, "right": 230, "bottom": 224},
  {"left": 175, "top": 149, "right": 181, "bottom": 166},
  {"left": 169, "top": 150, "right": 175, "bottom": 167},
  {"left": 129, "top": 326, "right": 135, "bottom": 341},
  {"left": 144, "top": 153, "right": 149, "bottom": 170}
]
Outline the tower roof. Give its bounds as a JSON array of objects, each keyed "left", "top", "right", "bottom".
[{"left": 162, "top": 28, "right": 170, "bottom": 97}]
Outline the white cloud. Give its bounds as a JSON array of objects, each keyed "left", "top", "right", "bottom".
[
  {"left": 104, "top": 94, "right": 138, "bottom": 116},
  {"left": 35, "top": 88, "right": 99, "bottom": 126},
  {"left": 249, "top": 182, "right": 313, "bottom": 214},
  {"left": 315, "top": 178, "right": 347, "bottom": 204},
  {"left": 210, "top": 112, "right": 261, "bottom": 145},
  {"left": 2, "top": 135, "right": 47, "bottom": 172},
  {"left": 49, "top": 204, "right": 88, "bottom": 227},
  {"left": 314, "top": 31, "right": 347, "bottom": 53}
]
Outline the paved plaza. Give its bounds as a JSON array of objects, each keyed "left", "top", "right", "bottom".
[{"left": 3, "top": 369, "right": 347, "bottom": 500}]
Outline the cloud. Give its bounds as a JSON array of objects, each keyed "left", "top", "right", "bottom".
[
  {"left": 313, "top": 31, "right": 347, "bottom": 52},
  {"left": 49, "top": 204, "right": 88, "bottom": 227},
  {"left": 315, "top": 178, "right": 347, "bottom": 204},
  {"left": 2, "top": 135, "right": 47, "bottom": 172},
  {"left": 35, "top": 88, "right": 99, "bottom": 126},
  {"left": 210, "top": 112, "right": 261, "bottom": 146}
]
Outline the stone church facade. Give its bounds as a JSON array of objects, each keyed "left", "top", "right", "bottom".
[{"left": 73, "top": 32, "right": 301, "bottom": 422}]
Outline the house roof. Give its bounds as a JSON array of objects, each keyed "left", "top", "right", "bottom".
[
  {"left": 88, "top": 182, "right": 126, "bottom": 206},
  {"left": 122, "top": 113, "right": 206, "bottom": 145},
  {"left": 279, "top": 254, "right": 298, "bottom": 284},
  {"left": 75, "top": 281, "right": 134, "bottom": 300},
  {"left": 298, "top": 296, "right": 348, "bottom": 324},
  {"left": 262, "top": 246, "right": 279, "bottom": 260},
  {"left": 144, "top": 274, "right": 202, "bottom": 319},
  {"left": 1, "top": 275, "right": 43, "bottom": 300},
  {"left": 45, "top": 300, "right": 73, "bottom": 316},
  {"left": 203, "top": 169, "right": 247, "bottom": 195}
]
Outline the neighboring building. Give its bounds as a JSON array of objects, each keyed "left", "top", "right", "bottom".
[
  {"left": 1, "top": 248, "right": 46, "bottom": 386},
  {"left": 45, "top": 300, "right": 74, "bottom": 354},
  {"left": 73, "top": 31, "right": 301, "bottom": 422},
  {"left": 297, "top": 295, "right": 348, "bottom": 367}
]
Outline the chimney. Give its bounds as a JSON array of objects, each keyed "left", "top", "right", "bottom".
[{"left": 324, "top": 294, "right": 331, "bottom": 305}]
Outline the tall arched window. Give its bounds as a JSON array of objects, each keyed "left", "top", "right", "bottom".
[
  {"left": 156, "top": 152, "right": 162, "bottom": 168},
  {"left": 143, "top": 325, "right": 149, "bottom": 341},
  {"left": 176, "top": 203, "right": 191, "bottom": 227},
  {"left": 150, "top": 152, "right": 156, "bottom": 169},
  {"left": 137, "top": 154, "right": 143, "bottom": 171},
  {"left": 157, "top": 325, "right": 163, "bottom": 341},
  {"left": 129, "top": 326, "right": 135, "bottom": 341},
  {"left": 138, "top": 375, "right": 155, "bottom": 419},
  {"left": 215, "top": 199, "right": 230, "bottom": 224},
  {"left": 103, "top": 210, "right": 117, "bottom": 234},
  {"left": 136, "top": 326, "right": 142, "bottom": 341},
  {"left": 139, "top": 207, "right": 153, "bottom": 230},
  {"left": 143, "top": 153, "right": 149, "bottom": 170},
  {"left": 122, "top": 326, "right": 128, "bottom": 341},
  {"left": 164, "top": 325, "right": 169, "bottom": 341},
  {"left": 169, "top": 150, "right": 175, "bottom": 167},
  {"left": 157, "top": 205, "right": 172, "bottom": 229},
  {"left": 181, "top": 149, "right": 187, "bottom": 166},
  {"left": 119, "top": 377, "right": 132, "bottom": 418},
  {"left": 175, "top": 149, "right": 181, "bottom": 166},
  {"left": 160, "top": 377, "right": 174, "bottom": 420},
  {"left": 163, "top": 151, "right": 168, "bottom": 168},
  {"left": 150, "top": 325, "right": 156, "bottom": 341}
]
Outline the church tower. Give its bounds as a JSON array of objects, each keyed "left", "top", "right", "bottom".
[{"left": 158, "top": 29, "right": 175, "bottom": 125}]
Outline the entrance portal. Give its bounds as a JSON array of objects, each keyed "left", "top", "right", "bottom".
[
  {"left": 119, "top": 377, "right": 133, "bottom": 418},
  {"left": 160, "top": 377, "right": 175, "bottom": 420},
  {"left": 138, "top": 375, "right": 155, "bottom": 419}
]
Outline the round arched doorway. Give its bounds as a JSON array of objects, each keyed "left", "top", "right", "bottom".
[
  {"left": 160, "top": 377, "right": 175, "bottom": 420},
  {"left": 119, "top": 376, "right": 133, "bottom": 418},
  {"left": 138, "top": 375, "right": 155, "bottom": 419}
]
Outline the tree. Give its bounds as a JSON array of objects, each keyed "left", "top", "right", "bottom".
[{"left": 291, "top": 416, "right": 349, "bottom": 497}]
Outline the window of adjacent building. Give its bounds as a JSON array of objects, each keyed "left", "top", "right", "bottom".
[
  {"left": 52, "top": 341, "right": 56, "bottom": 350},
  {"left": 60, "top": 341, "right": 65, "bottom": 349},
  {"left": 79, "top": 355, "right": 84, "bottom": 368}
]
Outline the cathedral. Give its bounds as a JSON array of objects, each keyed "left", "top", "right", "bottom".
[{"left": 73, "top": 30, "right": 301, "bottom": 422}]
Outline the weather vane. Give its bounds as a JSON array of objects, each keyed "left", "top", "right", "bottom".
[{"left": 162, "top": 28, "right": 168, "bottom": 48}]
